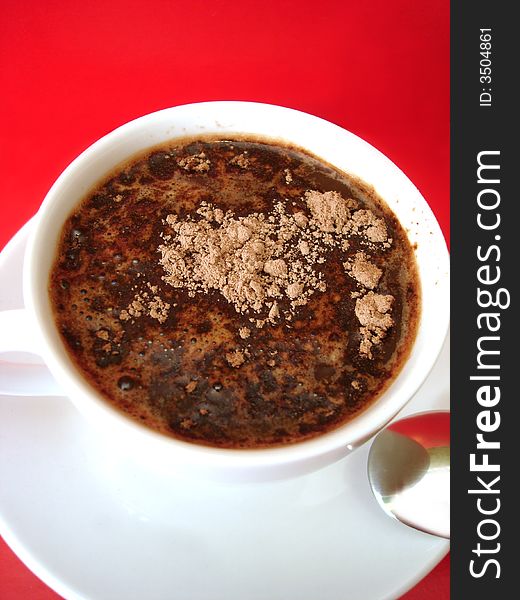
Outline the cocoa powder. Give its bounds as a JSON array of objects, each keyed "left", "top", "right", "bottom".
[
  {"left": 157, "top": 189, "right": 394, "bottom": 357},
  {"left": 355, "top": 292, "right": 394, "bottom": 358}
]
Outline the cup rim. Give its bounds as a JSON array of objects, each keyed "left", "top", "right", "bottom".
[{"left": 23, "top": 101, "right": 449, "bottom": 468}]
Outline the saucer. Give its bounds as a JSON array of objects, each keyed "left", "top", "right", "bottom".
[{"left": 0, "top": 222, "right": 449, "bottom": 600}]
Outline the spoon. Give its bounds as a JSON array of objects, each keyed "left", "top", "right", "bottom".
[{"left": 367, "top": 410, "right": 450, "bottom": 538}]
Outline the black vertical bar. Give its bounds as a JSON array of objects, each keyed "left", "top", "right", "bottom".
[{"left": 451, "top": 2, "right": 515, "bottom": 598}]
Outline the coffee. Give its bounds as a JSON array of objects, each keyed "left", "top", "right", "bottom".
[{"left": 49, "top": 137, "right": 420, "bottom": 448}]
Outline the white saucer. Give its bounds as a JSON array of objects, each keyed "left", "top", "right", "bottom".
[{"left": 0, "top": 223, "right": 449, "bottom": 600}]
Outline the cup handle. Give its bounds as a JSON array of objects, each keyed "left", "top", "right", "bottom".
[{"left": 0, "top": 308, "right": 64, "bottom": 396}]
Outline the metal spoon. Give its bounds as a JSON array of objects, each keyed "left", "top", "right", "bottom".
[{"left": 367, "top": 410, "right": 450, "bottom": 538}]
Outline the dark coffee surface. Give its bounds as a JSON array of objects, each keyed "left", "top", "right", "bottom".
[{"left": 49, "top": 138, "right": 420, "bottom": 448}]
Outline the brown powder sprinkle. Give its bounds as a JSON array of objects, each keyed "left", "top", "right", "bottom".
[
  {"left": 226, "top": 349, "right": 247, "bottom": 368},
  {"left": 263, "top": 259, "right": 288, "bottom": 278},
  {"left": 177, "top": 152, "right": 211, "bottom": 172},
  {"left": 350, "top": 210, "right": 389, "bottom": 245},
  {"left": 304, "top": 190, "right": 356, "bottom": 233},
  {"left": 267, "top": 302, "right": 280, "bottom": 321},
  {"left": 158, "top": 189, "right": 394, "bottom": 356},
  {"left": 355, "top": 292, "right": 394, "bottom": 358},
  {"left": 293, "top": 212, "right": 308, "bottom": 228},
  {"left": 344, "top": 251, "right": 383, "bottom": 289},
  {"left": 229, "top": 153, "right": 250, "bottom": 169},
  {"left": 238, "top": 327, "right": 251, "bottom": 339},
  {"left": 286, "top": 282, "right": 304, "bottom": 299},
  {"left": 120, "top": 291, "right": 171, "bottom": 324},
  {"left": 148, "top": 296, "right": 171, "bottom": 324},
  {"left": 119, "top": 296, "right": 146, "bottom": 320},
  {"left": 298, "top": 241, "right": 310, "bottom": 255}
]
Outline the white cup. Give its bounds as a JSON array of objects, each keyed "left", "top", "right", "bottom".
[{"left": 0, "top": 102, "right": 449, "bottom": 480}]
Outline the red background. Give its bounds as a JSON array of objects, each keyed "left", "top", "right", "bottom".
[{"left": 0, "top": 1, "right": 449, "bottom": 598}]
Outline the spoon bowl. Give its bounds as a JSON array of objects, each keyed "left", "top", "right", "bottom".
[{"left": 367, "top": 410, "right": 450, "bottom": 538}]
